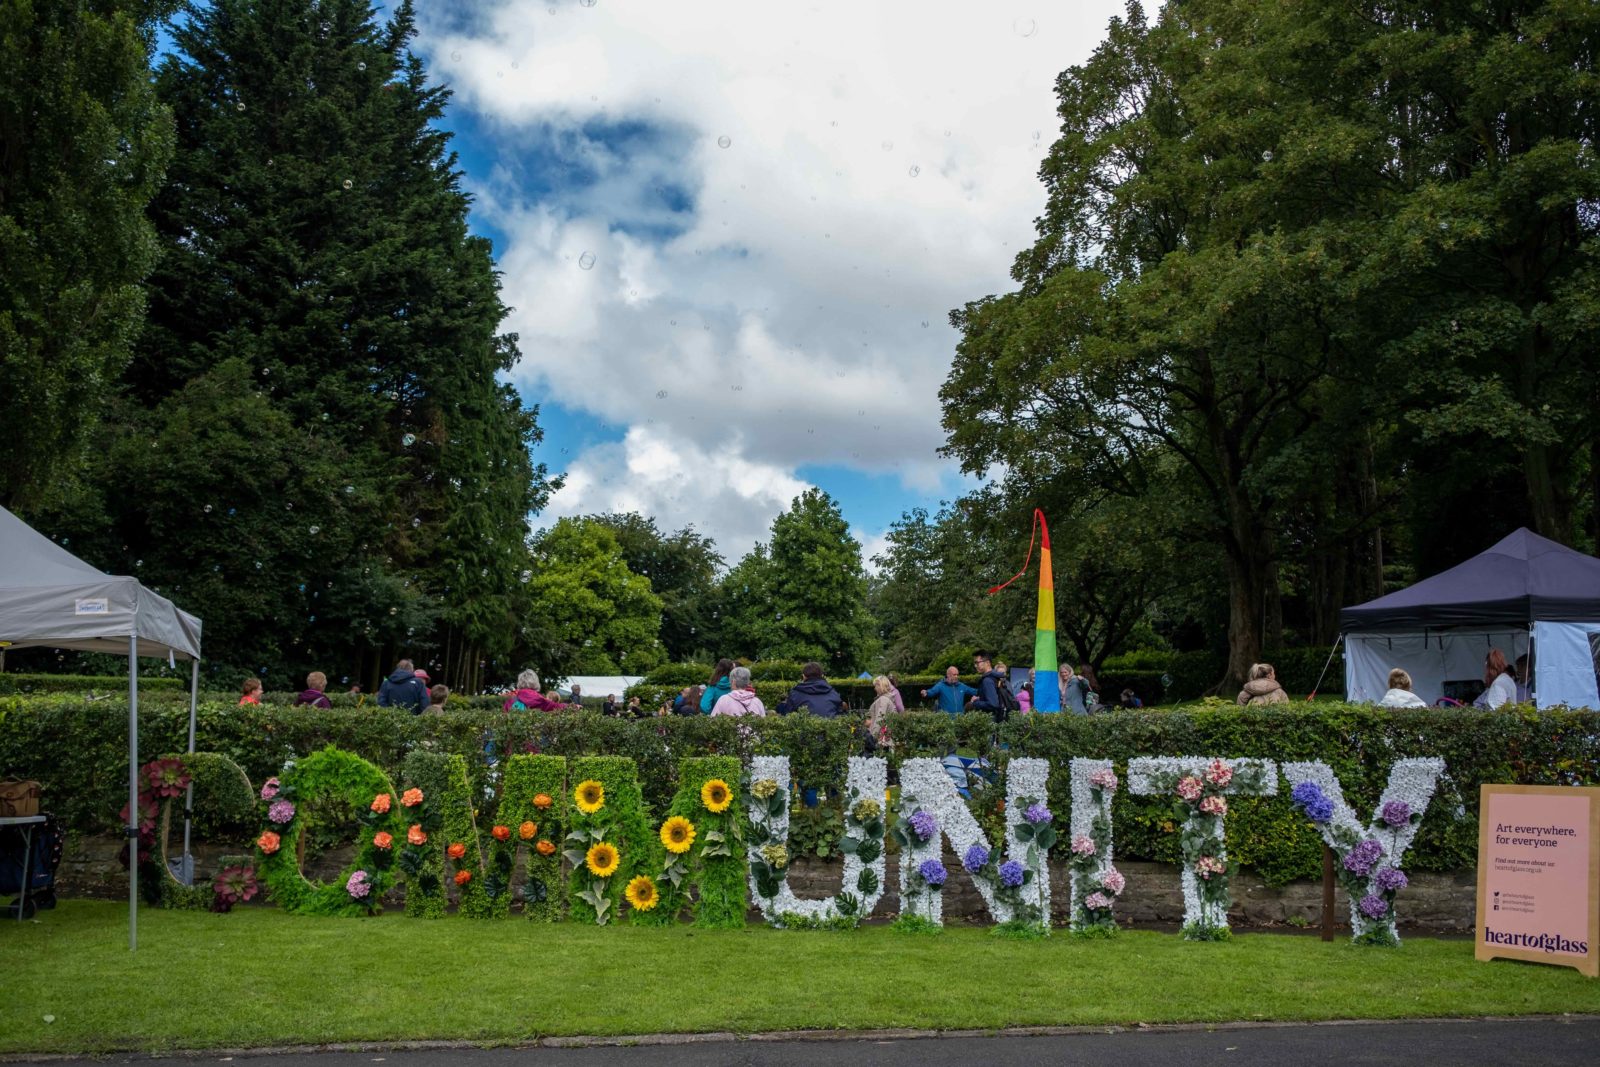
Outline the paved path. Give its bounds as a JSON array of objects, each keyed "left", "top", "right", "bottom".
[{"left": 21, "top": 1018, "right": 1600, "bottom": 1067}]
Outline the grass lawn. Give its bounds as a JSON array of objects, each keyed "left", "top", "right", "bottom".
[{"left": 1, "top": 901, "right": 1595, "bottom": 1054}]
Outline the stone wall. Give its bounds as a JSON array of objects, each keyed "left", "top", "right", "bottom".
[{"left": 55, "top": 833, "right": 1478, "bottom": 932}]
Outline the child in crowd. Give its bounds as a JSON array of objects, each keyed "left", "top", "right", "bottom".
[{"left": 239, "top": 677, "right": 262, "bottom": 705}]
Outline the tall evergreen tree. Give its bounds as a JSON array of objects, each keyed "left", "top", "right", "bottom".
[{"left": 0, "top": 0, "right": 177, "bottom": 508}]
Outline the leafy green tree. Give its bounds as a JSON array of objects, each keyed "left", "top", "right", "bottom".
[
  {"left": 523, "top": 518, "right": 665, "bottom": 677},
  {"left": 0, "top": 0, "right": 178, "bottom": 508},
  {"left": 720, "top": 490, "right": 874, "bottom": 674},
  {"left": 588, "top": 512, "right": 723, "bottom": 661}
]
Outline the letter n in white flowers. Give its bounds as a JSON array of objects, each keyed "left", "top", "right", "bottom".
[
  {"left": 1128, "top": 756, "right": 1278, "bottom": 939},
  {"left": 745, "top": 755, "right": 887, "bottom": 927}
]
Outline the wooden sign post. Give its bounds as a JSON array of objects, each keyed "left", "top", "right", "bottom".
[{"left": 1475, "top": 784, "right": 1600, "bottom": 978}]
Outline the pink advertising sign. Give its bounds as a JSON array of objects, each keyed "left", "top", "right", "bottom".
[{"left": 1475, "top": 785, "right": 1600, "bottom": 977}]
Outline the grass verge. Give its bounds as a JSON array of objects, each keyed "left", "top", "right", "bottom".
[{"left": 1, "top": 901, "right": 1594, "bottom": 1053}]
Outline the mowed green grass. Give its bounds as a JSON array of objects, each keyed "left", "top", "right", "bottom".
[{"left": 0, "top": 901, "right": 1595, "bottom": 1053}]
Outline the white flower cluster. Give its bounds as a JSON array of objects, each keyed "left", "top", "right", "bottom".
[
  {"left": 1005, "top": 757, "right": 1054, "bottom": 924},
  {"left": 1128, "top": 756, "right": 1278, "bottom": 932},
  {"left": 1280, "top": 757, "right": 1444, "bottom": 943},
  {"left": 745, "top": 755, "right": 887, "bottom": 926},
  {"left": 1068, "top": 758, "right": 1119, "bottom": 931}
]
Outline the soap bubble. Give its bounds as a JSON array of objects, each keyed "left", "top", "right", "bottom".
[
  {"left": 1262, "top": 149, "right": 1274, "bottom": 162},
  {"left": 254, "top": 561, "right": 263, "bottom": 570},
  {"left": 881, "top": 139, "right": 894, "bottom": 151},
  {"left": 922, "top": 320, "right": 929, "bottom": 327},
  {"left": 1014, "top": 18, "right": 1037, "bottom": 37},
  {"left": 403, "top": 433, "right": 416, "bottom": 446},
  {"left": 656, "top": 389, "right": 668, "bottom": 399},
  {"left": 578, "top": 251, "right": 596, "bottom": 270},
  {"left": 203, "top": 504, "right": 213, "bottom": 513},
  {"left": 520, "top": 570, "right": 531, "bottom": 583},
  {"left": 344, "top": 484, "right": 355, "bottom": 494},
  {"left": 580, "top": 0, "right": 596, "bottom": 6},
  {"left": 412, "top": 517, "right": 422, "bottom": 527},
  {"left": 342, "top": 179, "right": 353, "bottom": 190},
  {"left": 235, "top": 102, "right": 246, "bottom": 112},
  {"left": 717, "top": 135, "right": 732, "bottom": 148},
  {"left": 908, "top": 164, "right": 921, "bottom": 177},
  {"left": 309, "top": 525, "right": 320, "bottom": 535},
  {"left": 451, "top": 50, "right": 461, "bottom": 61},
  {"left": 357, "top": 61, "right": 366, "bottom": 71},
  {"left": 389, "top": 607, "right": 398, "bottom": 615}
]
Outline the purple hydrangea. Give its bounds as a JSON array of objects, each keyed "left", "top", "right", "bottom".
[
  {"left": 346, "top": 870, "right": 371, "bottom": 900},
  {"left": 1023, "top": 802, "right": 1052, "bottom": 826},
  {"left": 908, "top": 809, "right": 938, "bottom": 842},
  {"left": 1374, "top": 866, "right": 1409, "bottom": 892},
  {"left": 1305, "top": 796, "right": 1335, "bottom": 823},
  {"left": 998, "top": 859, "right": 1025, "bottom": 888},
  {"left": 962, "top": 843, "right": 990, "bottom": 874},
  {"left": 1289, "top": 781, "right": 1335, "bottom": 823},
  {"left": 1357, "top": 893, "right": 1389, "bottom": 920},
  {"left": 917, "top": 859, "right": 948, "bottom": 888},
  {"left": 267, "top": 799, "right": 296, "bottom": 824},
  {"left": 1343, "top": 838, "right": 1384, "bottom": 877},
  {"left": 1380, "top": 800, "right": 1412, "bottom": 828}
]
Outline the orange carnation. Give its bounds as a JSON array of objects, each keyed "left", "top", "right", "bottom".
[
  {"left": 401, "top": 788, "right": 424, "bottom": 808},
  {"left": 533, "top": 793, "right": 553, "bottom": 809},
  {"left": 407, "top": 824, "right": 427, "bottom": 846},
  {"left": 518, "top": 821, "right": 538, "bottom": 840},
  {"left": 536, "top": 839, "right": 556, "bottom": 856},
  {"left": 492, "top": 824, "right": 511, "bottom": 842},
  {"left": 370, "top": 793, "right": 392, "bottom": 814},
  {"left": 454, "top": 869, "right": 472, "bottom": 886},
  {"left": 256, "top": 831, "right": 280, "bottom": 855},
  {"left": 372, "top": 831, "right": 394, "bottom": 850},
  {"left": 447, "top": 841, "right": 467, "bottom": 860}
]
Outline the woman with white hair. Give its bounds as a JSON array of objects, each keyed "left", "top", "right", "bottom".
[
  {"left": 865, "top": 675, "right": 895, "bottom": 750},
  {"left": 502, "top": 669, "right": 566, "bottom": 712},
  {"left": 710, "top": 666, "right": 767, "bottom": 717}
]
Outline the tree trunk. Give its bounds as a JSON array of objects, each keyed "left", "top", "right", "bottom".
[{"left": 1224, "top": 549, "right": 1269, "bottom": 692}]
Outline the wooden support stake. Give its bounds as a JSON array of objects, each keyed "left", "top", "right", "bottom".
[{"left": 1321, "top": 843, "right": 1335, "bottom": 942}]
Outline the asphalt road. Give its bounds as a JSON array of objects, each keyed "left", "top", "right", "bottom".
[{"left": 23, "top": 1018, "right": 1600, "bottom": 1067}]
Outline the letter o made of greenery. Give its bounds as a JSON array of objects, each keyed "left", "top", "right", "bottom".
[
  {"left": 157, "top": 752, "right": 256, "bottom": 909},
  {"left": 256, "top": 746, "right": 402, "bottom": 916}
]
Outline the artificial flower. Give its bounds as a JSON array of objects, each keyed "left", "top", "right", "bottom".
[
  {"left": 1022, "top": 802, "right": 1052, "bottom": 826},
  {"left": 998, "top": 859, "right": 1025, "bottom": 888},
  {"left": 851, "top": 796, "right": 881, "bottom": 821},
  {"left": 372, "top": 831, "right": 393, "bottom": 850},
  {"left": 962, "top": 843, "right": 990, "bottom": 873},
  {"left": 536, "top": 839, "right": 556, "bottom": 856},
  {"left": 625, "top": 875, "right": 660, "bottom": 911},
  {"left": 1194, "top": 855, "right": 1226, "bottom": 879},
  {"left": 256, "top": 830, "right": 281, "bottom": 855},
  {"left": 533, "top": 792, "right": 553, "bottom": 809},
  {"left": 574, "top": 780, "right": 605, "bottom": 814},
  {"left": 1204, "top": 759, "right": 1234, "bottom": 787},
  {"left": 908, "top": 809, "right": 937, "bottom": 841},
  {"left": 370, "top": 792, "right": 391, "bottom": 814},
  {"left": 267, "top": 799, "right": 296, "bottom": 824},
  {"left": 660, "top": 816, "right": 696, "bottom": 854},
  {"left": 1100, "top": 867, "right": 1126, "bottom": 894},
  {"left": 1381, "top": 800, "right": 1413, "bottom": 828},
  {"left": 407, "top": 824, "right": 428, "bottom": 846},
  {"left": 585, "top": 842, "right": 620, "bottom": 878},
  {"left": 917, "top": 859, "right": 948, "bottom": 888},
  {"left": 1070, "top": 835, "right": 1097, "bottom": 856},
  {"left": 519, "top": 821, "right": 538, "bottom": 840},
  {"left": 401, "top": 787, "right": 424, "bottom": 807},
  {"left": 1199, "top": 795, "right": 1228, "bottom": 817},
  {"left": 1176, "top": 776, "right": 1203, "bottom": 802},
  {"left": 1088, "top": 768, "right": 1119, "bottom": 792},
  {"left": 260, "top": 777, "right": 281, "bottom": 801},
  {"left": 759, "top": 843, "right": 789, "bottom": 869},
  {"left": 701, "top": 778, "right": 732, "bottom": 813},
  {"left": 1358, "top": 893, "right": 1389, "bottom": 920},
  {"left": 492, "top": 824, "right": 511, "bottom": 842},
  {"left": 447, "top": 842, "right": 467, "bottom": 860},
  {"left": 750, "top": 777, "right": 779, "bottom": 800},
  {"left": 1083, "top": 891, "right": 1113, "bottom": 911},
  {"left": 1375, "top": 866, "right": 1409, "bottom": 892},
  {"left": 455, "top": 869, "right": 473, "bottom": 886},
  {"left": 346, "top": 870, "right": 371, "bottom": 899},
  {"left": 1343, "top": 838, "right": 1384, "bottom": 877}
]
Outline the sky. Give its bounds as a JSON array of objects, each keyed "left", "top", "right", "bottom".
[{"left": 403, "top": 0, "right": 1129, "bottom": 567}]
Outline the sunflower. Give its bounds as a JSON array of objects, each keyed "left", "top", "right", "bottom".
[
  {"left": 660, "top": 816, "right": 696, "bottom": 854},
  {"left": 585, "top": 841, "right": 620, "bottom": 878},
  {"left": 624, "top": 875, "right": 659, "bottom": 912},
  {"left": 574, "top": 780, "right": 606, "bottom": 814},
  {"left": 701, "top": 778, "right": 732, "bottom": 813}
]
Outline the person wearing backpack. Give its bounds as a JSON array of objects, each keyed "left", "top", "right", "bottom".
[{"left": 969, "top": 652, "right": 1015, "bottom": 721}]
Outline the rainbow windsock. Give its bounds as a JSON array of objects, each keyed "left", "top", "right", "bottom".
[{"left": 987, "top": 509, "right": 1060, "bottom": 712}]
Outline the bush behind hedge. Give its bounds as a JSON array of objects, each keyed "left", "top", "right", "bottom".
[{"left": 4, "top": 696, "right": 1592, "bottom": 888}]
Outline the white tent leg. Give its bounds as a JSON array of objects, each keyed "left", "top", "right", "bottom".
[
  {"left": 179, "top": 658, "right": 199, "bottom": 885},
  {"left": 128, "top": 635, "right": 139, "bottom": 951}
]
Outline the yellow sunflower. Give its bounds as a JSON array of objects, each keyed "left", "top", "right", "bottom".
[
  {"left": 574, "top": 779, "right": 605, "bottom": 814},
  {"left": 584, "top": 841, "right": 620, "bottom": 878},
  {"left": 701, "top": 778, "right": 732, "bottom": 813},
  {"left": 660, "top": 815, "right": 697, "bottom": 854},
  {"left": 624, "top": 875, "right": 659, "bottom": 912}
]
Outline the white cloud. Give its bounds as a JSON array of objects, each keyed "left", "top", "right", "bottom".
[{"left": 416, "top": 0, "right": 1126, "bottom": 558}]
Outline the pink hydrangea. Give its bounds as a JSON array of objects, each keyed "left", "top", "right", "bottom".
[
  {"left": 1070, "top": 834, "right": 1097, "bottom": 856},
  {"left": 1176, "top": 776, "right": 1203, "bottom": 802},
  {"left": 1088, "top": 768, "right": 1119, "bottom": 793},
  {"left": 267, "top": 799, "right": 296, "bottom": 824},
  {"left": 1100, "top": 867, "right": 1126, "bottom": 894},
  {"left": 1083, "top": 891, "right": 1113, "bottom": 911},
  {"left": 346, "top": 870, "right": 371, "bottom": 899},
  {"left": 260, "top": 777, "right": 280, "bottom": 801},
  {"left": 1205, "top": 759, "right": 1234, "bottom": 787},
  {"left": 1194, "top": 855, "right": 1226, "bottom": 879},
  {"left": 1199, "top": 795, "right": 1228, "bottom": 817}
]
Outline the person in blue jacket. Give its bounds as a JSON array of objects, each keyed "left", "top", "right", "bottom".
[
  {"left": 920, "top": 665, "right": 978, "bottom": 715},
  {"left": 699, "top": 659, "right": 735, "bottom": 714}
]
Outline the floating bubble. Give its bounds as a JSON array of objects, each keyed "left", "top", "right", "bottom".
[
  {"left": 731, "top": 384, "right": 743, "bottom": 392},
  {"left": 321, "top": 21, "right": 331, "bottom": 32},
  {"left": 944, "top": 129, "right": 952, "bottom": 137},
  {"left": 578, "top": 251, "right": 596, "bottom": 270},
  {"left": 1014, "top": 17, "right": 1037, "bottom": 37},
  {"left": 342, "top": 179, "right": 353, "bottom": 190},
  {"left": 881, "top": 139, "right": 894, "bottom": 151},
  {"left": 203, "top": 504, "right": 213, "bottom": 513},
  {"left": 580, "top": 0, "right": 596, "bottom": 6},
  {"left": 520, "top": 570, "right": 531, "bottom": 583},
  {"left": 389, "top": 607, "right": 398, "bottom": 615},
  {"left": 1262, "top": 149, "right": 1273, "bottom": 162},
  {"left": 1033, "top": 130, "right": 1041, "bottom": 142},
  {"left": 357, "top": 61, "right": 367, "bottom": 72},
  {"left": 254, "top": 561, "right": 263, "bottom": 570},
  {"left": 412, "top": 517, "right": 422, "bottom": 527},
  {"left": 403, "top": 433, "right": 416, "bottom": 446},
  {"left": 235, "top": 102, "right": 246, "bottom": 113},
  {"left": 922, "top": 320, "right": 929, "bottom": 327},
  {"left": 908, "top": 164, "right": 921, "bottom": 177},
  {"left": 135, "top": 559, "right": 143, "bottom": 567},
  {"left": 656, "top": 389, "right": 668, "bottom": 399},
  {"left": 267, "top": 158, "right": 274, "bottom": 167},
  {"left": 451, "top": 50, "right": 461, "bottom": 61},
  {"left": 309, "top": 525, "right": 320, "bottom": 535},
  {"left": 717, "top": 135, "right": 732, "bottom": 148},
  {"left": 344, "top": 484, "right": 355, "bottom": 494}
]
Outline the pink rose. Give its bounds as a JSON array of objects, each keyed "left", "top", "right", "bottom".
[
  {"left": 1083, "top": 891, "right": 1113, "bottom": 911},
  {"left": 1199, "top": 795, "right": 1228, "bottom": 817},
  {"left": 1070, "top": 835, "right": 1097, "bottom": 856},
  {"left": 260, "top": 777, "right": 280, "bottom": 801},
  {"left": 1088, "top": 768, "right": 1119, "bottom": 793},
  {"left": 1204, "top": 759, "right": 1233, "bottom": 787},
  {"left": 1100, "top": 867, "right": 1126, "bottom": 894},
  {"left": 1194, "top": 855, "right": 1226, "bottom": 879},
  {"left": 1176, "top": 776, "right": 1203, "bottom": 802}
]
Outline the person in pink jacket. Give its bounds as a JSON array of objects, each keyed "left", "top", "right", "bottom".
[
  {"left": 711, "top": 666, "right": 767, "bottom": 717},
  {"left": 502, "top": 669, "right": 569, "bottom": 712}
]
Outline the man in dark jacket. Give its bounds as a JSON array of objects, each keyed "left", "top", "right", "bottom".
[
  {"left": 778, "top": 662, "right": 845, "bottom": 718},
  {"left": 968, "top": 652, "right": 1011, "bottom": 720},
  {"left": 377, "top": 658, "right": 428, "bottom": 714}
]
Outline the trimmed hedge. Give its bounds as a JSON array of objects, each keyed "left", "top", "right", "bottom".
[
  {"left": 0, "top": 672, "right": 186, "bottom": 695},
  {"left": 4, "top": 696, "right": 1593, "bottom": 888}
]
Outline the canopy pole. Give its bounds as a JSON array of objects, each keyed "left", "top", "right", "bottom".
[
  {"left": 181, "top": 657, "right": 199, "bottom": 885},
  {"left": 1306, "top": 634, "right": 1345, "bottom": 702},
  {"left": 127, "top": 635, "right": 139, "bottom": 952}
]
